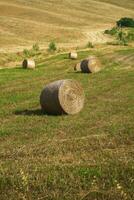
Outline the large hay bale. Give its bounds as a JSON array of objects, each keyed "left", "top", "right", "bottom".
[
  {"left": 40, "top": 79, "right": 85, "bottom": 115},
  {"left": 22, "top": 59, "right": 35, "bottom": 69},
  {"left": 69, "top": 52, "right": 78, "bottom": 59},
  {"left": 75, "top": 56, "right": 101, "bottom": 73}
]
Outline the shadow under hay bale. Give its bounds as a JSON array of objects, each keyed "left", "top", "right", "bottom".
[
  {"left": 40, "top": 79, "right": 85, "bottom": 115},
  {"left": 22, "top": 59, "right": 35, "bottom": 69},
  {"left": 69, "top": 52, "right": 78, "bottom": 60},
  {"left": 74, "top": 56, "right": 101, "bottom": 73},
  {"left": 15, "top": 109, "right": 43, "bottom": 116}
]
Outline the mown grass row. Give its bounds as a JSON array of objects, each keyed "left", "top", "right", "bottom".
[{"left": 0, "top": 49, "right": 134, "bottom": 200}]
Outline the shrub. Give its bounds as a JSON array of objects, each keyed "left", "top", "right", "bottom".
[
  {"left": 104, "top": 27, "right": 118, "bottom": 36},
  {"left": 48, "top": 41, "right": 57, "bottom": 52},
  {"left": 117, "top": 17, "right": 134, "bottom": 28},
  {"left": 23, "top": 49, "right": 31, "bottom": 57},
  {"left": 106, "top": 41, "right": 128, "bottom": 46},
  {"left": 116, "top": 31, "right": 128, "bottom": 46},
  {"left": 86, "top": 41, "right": 94, "bottom": 48},
  {"left": 32, "top": 43, "right": 40, "bottom": 52},
  {"left": 104, "top": 29, "right": 110, "bottom": 34},
  {"left": 126, "top": 31, "right": 134, "bottom": 42}
]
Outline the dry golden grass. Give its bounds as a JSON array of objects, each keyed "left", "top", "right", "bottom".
[{"left": 0, "top": 0, "right": 134, "bottom": 50}]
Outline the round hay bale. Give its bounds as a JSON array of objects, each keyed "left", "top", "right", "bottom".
[
  {"left": 74, "top": 62, "right": 81, "bottom": 72},
  {"left": 40, "top": 79, "right": 85, "bottom": 115},
  {"left": 22, "top": 59, "right": 35, "bottom": 69},
  {"left": 75, "top": 56, "right": 101, "bottom": 73},
  {"left": 69, "top": 52, "right": 78, "bottom": 60}
]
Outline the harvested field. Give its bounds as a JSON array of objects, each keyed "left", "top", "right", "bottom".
[{"left": 0, "top": 48, "right": 134, "bottom": 200}]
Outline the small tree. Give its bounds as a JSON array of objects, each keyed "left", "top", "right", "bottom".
[
  {"left": 104, "top": 27, "right": 118, "bottom": 36},
  {"left": 117, "top": 30, "right": 128, "bottom": 46},
  {"left": 48, "top": 41, "right": 57, "bottom": 52},
  {"left": 118, "top": 31, "right": 124, "bottom": 41},
  {"left": 23, "top": 49, "right": 31, "bottom": 57},
  {"left": 117, "top": 17, "right": 134, "bottom": 28},
  {"left": 126, "top": 32, "right": 134, "bottom": 42},
  {"left": 86, "top": 41, "right": 94, "bottom": 48},
  {"left": 32, "top": 43, "right": 40, "bottom": 52}
]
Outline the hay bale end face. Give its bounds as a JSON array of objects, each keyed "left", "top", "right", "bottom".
[
  {"left": 75, "top": 56, "right": 101, "bottom": 73},
  {"left": 22, "top": 59, "right": 35, "bottom": 69},
  {"left": 69, "top": 52, "right": 78, "bottom": 60},
  {"left": 74, "top": 62, "right": 81, "bottom": 72},
  {"left": 40, "top": 79, "right": 85, "bottom": 115}
]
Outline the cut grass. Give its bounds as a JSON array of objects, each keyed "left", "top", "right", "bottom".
[
  {"left": 104, "top": 47, "right": 134, "bottom": 68},
  {"left": 0, "top": 48, "right": 134, "bottom": 200}
]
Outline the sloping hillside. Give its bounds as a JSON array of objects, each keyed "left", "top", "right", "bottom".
[
  {"left": 0, "top": 0, "right": 134, "bottom": 50},
  {"left": 96, "top": 0, "right": 134, "bottom": 10}
]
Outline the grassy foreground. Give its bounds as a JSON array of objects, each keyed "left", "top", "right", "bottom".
[
  {"left": 0, "top": 0, "right": 134, "bottom": 48},
  {"left": 0, "top": 48, "right": 134, "bottom": 200}
]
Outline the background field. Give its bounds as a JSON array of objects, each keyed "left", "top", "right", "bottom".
[
  {"left": 0, "top": 0, "right": 134, "bottom": 51},
  {"left": 0, "top": 46, "right": 134, "bottom": 200}
]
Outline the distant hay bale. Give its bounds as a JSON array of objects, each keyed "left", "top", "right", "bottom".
[
  {"left": 75, "top": 56, "right": 101, "bottom": 73},
  {"left": 74, "top": 62, "right": 81, "bottom": 72},
  {"left": 69, "top": 52, "right": 78, "bottom": 59},
  {"left": 22, "top": 59, "right": 35, "bottom": 69},
  {"left": 40, "top": 79, "right": 85, "bottom": 115}
]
